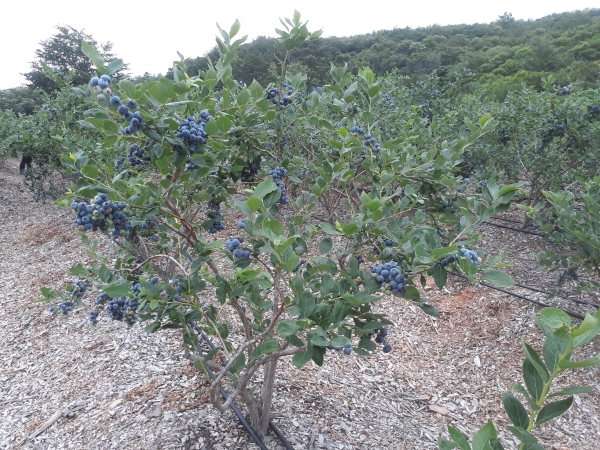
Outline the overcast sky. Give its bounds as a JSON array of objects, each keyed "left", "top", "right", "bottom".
[{"left": 1, "top": 1, "right": 597, "bottom": 89}]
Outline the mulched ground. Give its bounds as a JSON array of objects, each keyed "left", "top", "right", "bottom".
[{"left": 0, "top": 157, "right": 598, "bottom": 450}]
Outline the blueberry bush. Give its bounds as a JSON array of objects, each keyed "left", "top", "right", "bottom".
[
  {"left": 1, "top": 11, "right": 591, "bottom": 445},
  {"left": 521, "top": 175, "right": 600, "bottom": 293},
  {"left": 439, "top": 307, "right": 600, "bottom": 450},
  {"left": 34, "top": 13, "right": 523, "bottom": 436}
]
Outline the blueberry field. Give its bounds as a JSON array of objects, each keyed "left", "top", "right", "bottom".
[{"left": 0, "top": 11, "right": 600, "bottom": 450}]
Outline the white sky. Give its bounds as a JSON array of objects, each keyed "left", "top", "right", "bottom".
[{"left": 1, "top": 1, "right": 597, "bottom": 89}]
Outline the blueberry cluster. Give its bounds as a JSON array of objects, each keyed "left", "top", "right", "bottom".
[
  {"left": 355, "top": 254, "right": 365, "bottom": 265},
  {"left": 553, "top": 124, "right": 567, "bottom": 134},
  {"left": 89, "top": 309, "right": 98, "bottom": 324},
  {"left": 438, "top": 255, "right": 457, "bottom": 267},
  {"left": 588, "top": 104, "right": 600, "bottom": 115},
  {"left": 107, "top": 297, "right": 139, "bottom": 325},
  {"left": 370, "top": 262, "right": 407, "bottom": 294},
  {"left": 206, "top": 199, "right": 225, "bottom": 233},
  {"left": 237, "top": 220, "right": 246, "bottom": 229},
  {"left": 185, "top": 159, "right": 198, "bottom": 172},
  {"left": 176, "top": 112, "right": 211, "bottom": 154},
  {"left": 370, "top": 327, "right": 392, "bottom": 353},
  {"left": 225, "top": 238, "right": 251, "bottom": 259},
  {"left": 346, "top": 102, "right": 361, "bottom": 114},
  {"left": 462, "top": 248, "right": 481, "bottom": 264},
  {"left": 128, "top": 144, "right": 151, "bottom": 166},
  {"left": 71, "top": 279, "right": 89, "bottom": 300},
  {"left": 382, "top": 94, "right": 395, "bottom": 107},
  {"left": 241, "top": 157, "right": 262, "bottom": 182},
  {"left": 90, "top": 75, "right": 113, "bottom": 103},
  {"left": 440, "top": 248, "right": 481, "bottom": 267},
  {"left": 558, "top": 85, "right": 573, "bottom": 95},
  {"left": 422, "top": 101, "right": 430, "bottom": 108},
  {"left": 71, "top": 193, "right": 155, "bottom": 240},
  {"left": 558, "top": 268, "right": 578, "bottom": 284},
  {"left": 267, "top": 83, "right": 294, "bottom": 110},
  {"left": 115, "top": 100, "right": 144, "bottom": 135},
  {"left": 169, "top": 278, "right": 184, "bottom": 298},
  {"left": 115, "top": 156, "right": 125, "bottom": 171},
  {"left": 350, "top": 125, "right": 364, "bottom": 135},
  {"left": 443, "top": 196, "right": 457, "bottom": 214},
  {"left": 363, "top": 133, "right": 381, "bottom": 152},
  {"left": 293, "top": 258, "right": 307, "bottom": 272},
  {"left": 59, "top": 300, "right": 72, "bottom": 313},
  {"left": 268, "top": 166, "right": 289, "bottom": 204}
]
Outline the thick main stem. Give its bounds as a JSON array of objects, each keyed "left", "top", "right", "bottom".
[{"left": 258, "top": 358, "right": 278, "bottom": 436}]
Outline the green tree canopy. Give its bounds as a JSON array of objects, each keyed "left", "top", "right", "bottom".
[{"left": 23, "top": 25, "right": 124, "bottom": 93}]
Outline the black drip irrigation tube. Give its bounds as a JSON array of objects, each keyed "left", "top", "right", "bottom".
[
  {"left": 447, "top": 270, "right": 586, "bottom": 320},
  {"left": 490, "top": 216, "right": 524, "bottom": 224},
  {"left": 482, "top": 220, "right": 545, "bottom": 237},
  {"left": 190, "top": 327, "right": 294, "bottom": 450},
  {"left": 513, "top": 282, "right": 599, "bottom": 309}
]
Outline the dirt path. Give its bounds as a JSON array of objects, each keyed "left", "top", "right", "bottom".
[{"left": 0, "top": 157, "right": 598, "bottom": 450}]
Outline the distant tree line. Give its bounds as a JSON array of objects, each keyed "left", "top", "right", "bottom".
[{"left": 2, "top": 8, "right": 600, "bottom": 115}]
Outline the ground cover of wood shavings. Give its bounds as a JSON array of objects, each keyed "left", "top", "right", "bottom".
[{"left": 0, "top": 158, "right": 598, "bottom": 450}]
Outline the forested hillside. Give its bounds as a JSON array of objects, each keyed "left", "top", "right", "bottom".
[{"left": 181, "top": 9, "right": 600, "bottom": 99}]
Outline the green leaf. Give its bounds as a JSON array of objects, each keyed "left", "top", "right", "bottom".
[
  {"left": 202, "top": 347, "right": 221, "bottom": 363},
  {"left": 298, "top": 290, "right": 315, "bottom": 319},
  {"left": 81, "top": 165, "right": 99, "bottom": 179},
  {"left": 506, "top": 427, "right": 542, "bottom": 449},
  {"left": 230, "top": 353, "right": 246, "bottom": 374},
  {"left": 145, "top": 322, "right": 161, "bottom": 333},
  {"left": 249, "top": 339, "right": 279, "bottom": 361},
  {"left": 432, "top": 264, "right": 447, "bottom": 289},
  {"left": 69, "top": 263, "right": 87, "bottom": 276},
  {"left": 447, "top": 426, "right": 471, "bottom": 450},
  {"left": 502, "top": 393, "right": 529, "bottom": 429},
  {"left": 293, "top": 349, "right": 312, "bottom": 368},
  {"left": 472, "top": 421, "right": 498, "bottom": 450},
  {"left": 548, "top": 385, "right": 594, "bottom": 398},
  {"left": 102, "top": 284, "right": 132, "bottom": 298},
  {"left": 543, "top": 327, "right": 570, "bottom": 373},
  {"left": 319, "top": 237, "right": 333, "bottom": 254},
  {"left": 572, "top": 313, "right": 600, "bottom": 347},
  {"left": 536, "top": 397, "right": 573, "bottom": 425},
  {"left": 329, "top": 336, "right": 351, "bottom": 347},
  {"left": 277, "top": 320, "right": 301, "bottom": 336},
  {"left": 319, "top": 222, "right": 342, "bottom": 235},
  {"left": 229, "top": 19, "right": 241, "bottom": 38},
  {"left": 81, "top": 41, "right": 105, "bottom": 71},
  {"left": 540, "top": 308, "right": 571, "bottom": 328},
  {"left": 523, "top": 359, "right": 545, "bottom": 401},
  {"left": 437, "top": 437, "right": 459, "bottom": 450},
  {"left": 558, "top": 352, "right": 600, "bottom": 369},
  {"left": 481, "top": 270, "right": 515, "bottom": 287},
  {"left": 215, "top": 116, "right": 233, "bottom": 133},
  {"left": 106, "top": 58, "right": 124, "bottom": 75},
  {"left": 98, "top": 265, "right": 113, "bottom": 283},
  {"left": 246, "top": 197, "right": 262, "bottom": 212},
  {"left": 253, "top": 179, "right": 278, "bottom": 200},
  {"left": 118, "top": 79, "right": 137, "bottom": 99},
  {"left": 419, "top": 304, "right": 440, "bottom": 318},
  {"left": 40, "top": 287, "right": 58, "bottom": 300},
  {"left": 522, "top": 341, "right": 549, "bottom": 381}
]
